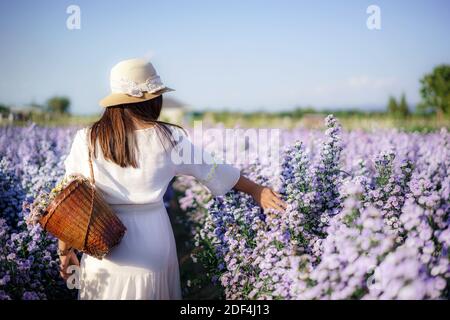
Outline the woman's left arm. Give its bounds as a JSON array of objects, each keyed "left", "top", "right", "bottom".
[
  {"left": 233, "top": 175, "right": 287, "bottom": 212},
  {"left": 173, "top": 132, "right": 286, "bottom": 212}
]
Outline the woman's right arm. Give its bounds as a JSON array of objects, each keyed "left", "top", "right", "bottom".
[{"left": 58, "top": 240, "right": 79, "bottom": 281}]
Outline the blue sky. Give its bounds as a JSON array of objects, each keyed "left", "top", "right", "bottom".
[{"left": 0, "top": 0, "right": 449, "bottom": 114}]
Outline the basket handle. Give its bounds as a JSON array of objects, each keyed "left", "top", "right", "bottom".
[
  {"left": 82, "top": 128, "right": 96, "bottom": 252},
  {"left": 87, "top": 129, "right": 95, "bottom": 185}
]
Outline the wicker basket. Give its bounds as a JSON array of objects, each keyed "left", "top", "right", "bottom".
[{"left": 39, "top": 130, "right": 126, "bottom": 259}]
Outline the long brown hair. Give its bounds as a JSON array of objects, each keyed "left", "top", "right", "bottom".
[{"left": 89, "top": 95, "right": 181, "bottom": 168}]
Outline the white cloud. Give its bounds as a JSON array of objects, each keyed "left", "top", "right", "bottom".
[
  {"left": 303, "top": 75, "right": 400, "bottom": 106},
  {"left": 347, "top": 75, "right": 396, "bottom": 89}
]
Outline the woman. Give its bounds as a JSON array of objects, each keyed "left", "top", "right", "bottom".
[{"left": 58, "top": 58, "right": 286, "bottom": 300}]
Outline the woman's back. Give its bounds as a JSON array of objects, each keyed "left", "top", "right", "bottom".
[
  {"left": 64, "top": 126, "right": 241, "bottom": 207},
  {"left": 64, "top": 127, "right": 175, "bottom": 206}
]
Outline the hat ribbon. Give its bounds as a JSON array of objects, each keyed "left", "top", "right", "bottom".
[{"left": 111, "top": 76, "right": 166, "bottom": 97}]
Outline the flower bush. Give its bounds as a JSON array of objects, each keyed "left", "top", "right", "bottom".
[
  {"left": 176, "top": 115, "right": 449, "bottom": 300},
  {"left": 0, "top": 125, "right": 77, "bottom": 299}
]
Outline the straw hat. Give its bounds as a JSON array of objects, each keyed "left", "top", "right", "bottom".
[{"left": 99, "top": 58, "right": 174, "bottom": 108}]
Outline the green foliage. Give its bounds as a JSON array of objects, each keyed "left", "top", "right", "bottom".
[
  {"left": 46, "top": 96, "right": 71, "bottom": 114},
  {"left": 387, "top": 94, "right": 410, "bottom": 118},
  {"left": 0, "top": 104, "right": 10, "bottom": 115},
  {"left": 419, "top": 64, "right": 450, "bottom": 115},
  {"left": 387, "top": 96, "right": 398, "bottom": 115},
  {"left": 278, "top": 106, "right": 316, "bottom": 118},
  {"left": 399, "top": 94, "right": 410, "bottom": 117}
]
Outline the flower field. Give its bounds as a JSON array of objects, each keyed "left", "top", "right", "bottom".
[
  {"left": 0, "top": 125, "right": 77, "bottom": 299},
  {"left": 175, "top": 116, "right": 450, "bottom": 300},
  {"left": 0, "top": 116, "right": 449, "bottom": 299}
]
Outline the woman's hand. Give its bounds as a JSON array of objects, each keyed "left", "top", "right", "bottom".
[
  {"left": 59, "top": 250, "right": 80, "bottom": 281},
  {"left": 233, "top": 175, "right": 287, "bottom": 212},
  {"left": 251, "top": 185, "right": 287, "bottom": 212}
]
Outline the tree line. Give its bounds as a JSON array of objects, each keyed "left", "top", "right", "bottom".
[
  {"left": 0, "top": 96, "right": 71, "bottom": 117},
  {"left": 387, "top": 64, "right": 450, "bottom": 118}
]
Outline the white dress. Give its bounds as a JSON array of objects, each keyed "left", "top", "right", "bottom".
[{"left": 63, "top": 127, "right": 240, "bottom": 300}]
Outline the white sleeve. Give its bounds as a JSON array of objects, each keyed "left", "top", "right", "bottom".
[
  {"left": 172, "top": 131, "right": 241, "bottom": 196},
  {"left": 63, "top": 128, "right": 89, "bottom": 178}
]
